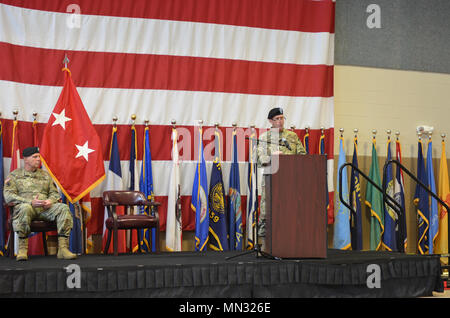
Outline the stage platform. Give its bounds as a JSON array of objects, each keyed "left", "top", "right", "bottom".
[{"left": 0, "top": 249, "right": 444, "bottom": 298}]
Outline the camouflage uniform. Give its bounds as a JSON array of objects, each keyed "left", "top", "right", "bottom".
[
  {"left": 4, "top": 168, "right": 73, "bottom": 238},
  {"left": 256, "top": 129, "right": 306, "bottom": 237}
]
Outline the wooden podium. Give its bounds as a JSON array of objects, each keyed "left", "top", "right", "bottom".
[{"left": 264, "top": 154, "right": 327, "bottom": 258}]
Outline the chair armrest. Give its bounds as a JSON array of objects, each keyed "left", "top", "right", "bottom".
[
  {"left": 142, "top": 201, "right": 161, "bottom": 207},
  {"left": 103, "top": 202, "right": 119, "bottom": 206}
]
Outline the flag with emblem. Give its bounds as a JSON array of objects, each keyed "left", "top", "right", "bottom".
[
  {"left": 139, "top": 126, "right": 156, "bottom": 252},
  {"left": 414, "top": 139, "right": 429, "bottom": 254},
  {"left": 40, "top": 68, "right": 105, "bottom": 203},
  {"left": 208, "top": 127, "right": 228, "bottom": 251},
  {"left": 382, "top": 137, "right": 397, "bottom": 251},
  {"left": 191, "top": 125, "right": 209, "bottom": 251},
  {"left": 229, "top": 128, "right": 242, "bottom": 250},
  {"left": 349, "top": 133, "right": 362, "bottom": 250},
  {"left": 394, "top": 136, "right": 407, "bottom": 251},
  {"left": 365, "top": 136, "right": 384, "bottom": 251},
  {"left": 427, "top": 138, "right": 439, "bottom": 254}
]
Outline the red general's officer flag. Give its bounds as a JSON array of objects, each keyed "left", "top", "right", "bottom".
[{"left": 40, "top": 68, "right": 105, "bottom": 203}]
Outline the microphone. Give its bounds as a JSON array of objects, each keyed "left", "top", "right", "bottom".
[{"left": 280, "top": 138, "right": 291, "bottom": 151}]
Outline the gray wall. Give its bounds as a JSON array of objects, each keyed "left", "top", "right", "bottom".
[{"left": 335, "top": 0, "right": 450, "bottom": 74}]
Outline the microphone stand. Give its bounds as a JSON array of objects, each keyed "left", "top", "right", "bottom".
[
  {"left": 226, "top": 137, "right": 281, "bottom": 261},
  {"left": 246, "top": 137, "right": 289, "bottom": 150}
]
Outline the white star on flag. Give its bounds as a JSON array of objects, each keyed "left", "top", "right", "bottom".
[
  {"left": 75, "top": 141, "right": 95, "bottom": 161},
  {"left": 52, "top": 109, "right": 72, "bottom": 129}
]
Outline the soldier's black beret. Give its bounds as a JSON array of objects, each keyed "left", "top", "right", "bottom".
[
  {"left": 268, "top": 107, "right": 284, "bottom": 119},
  {"left": 22, "top": 147, "right": 39, "bottom": 157}
]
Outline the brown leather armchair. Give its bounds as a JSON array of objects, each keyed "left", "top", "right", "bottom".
[{"left": 102, "top": 190, "right": 160, "bottom": 256}]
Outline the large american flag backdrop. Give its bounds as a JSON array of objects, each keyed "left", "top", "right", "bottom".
[{"left": 0, "top": 0, "right": 335, "bottom": 249}]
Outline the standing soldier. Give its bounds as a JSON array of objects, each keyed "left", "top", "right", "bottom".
[
  {"left": 4, "top": 147, "right": 76, "bottom": 261},
  {"left": 257, "top": 107, "right": 306, "bottom": 250}
]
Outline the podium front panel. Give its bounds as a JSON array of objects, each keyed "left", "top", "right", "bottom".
[{"left": 265, "top": 154, "right": 327, "bottom": 258}]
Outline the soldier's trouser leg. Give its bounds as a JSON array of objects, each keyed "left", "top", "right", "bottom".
[
  {"left": 39, "top": 203, "right": 73, "bottom": 237},
  {"left": 40, "top": 203, "right": 76, "bottom": 259},
  {"left": 12, "top": 203, "right": 37, "bottom": 238},
  {"left": 13, "top": 203, "right": 73, "bottom": 237},
  {"left": 12, "top": 204, "right": 39, "bottom": 261}
]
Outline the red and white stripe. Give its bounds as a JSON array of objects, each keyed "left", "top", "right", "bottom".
[{"left": 0, "top": 0, "right": 335, "bottom": 236}]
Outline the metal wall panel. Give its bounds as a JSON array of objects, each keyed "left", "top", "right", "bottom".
[{"left": 335, "top": 0, "right": 450, "bottom": 74}]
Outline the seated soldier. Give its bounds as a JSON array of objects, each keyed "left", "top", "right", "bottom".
[{"left": 4, "top": 147, "right": 76, "bottom": 261}]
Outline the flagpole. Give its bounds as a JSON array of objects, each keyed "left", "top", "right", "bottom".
[
  {"left": 11, "top": 110, "right": 19, "bottom": 254},
  {"left": 172, "top": 119, "right": 182, "bottom": 250},
  {"left": 250, "top": 124, "right": 257, "bottom": 252},
  {"left": 394, "top": 130, "right": 406, "bottom": 252},
  {"left": 63, "top": 54, "right": 69, "bottom": 69},
  {"left": 143, "top": 119, "right": 153, "bottom": 201},
  {"left": 440, "top": 133, "right": 449, "bottom": 262},
  {"left": 417, "top": 129, "right": 424, "bottom": 254}
]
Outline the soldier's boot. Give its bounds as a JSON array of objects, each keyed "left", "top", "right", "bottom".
[
  {"left": 16, "top": 237, "right": 28, "bottom": 261},
  {"left": 57, "top": 236, "right": 77, "bottom": 260}
]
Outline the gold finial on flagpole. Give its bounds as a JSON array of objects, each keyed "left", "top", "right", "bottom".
[
  {"left": 339, "top": 128, "right": 344, "bottom": 137},
  {"left": 131, "top": 114, "right": 136, "bottom": 126},
  {"left": 171, "top": 120, "right": 176, "bottom": 128},
  {"left": 372, "top": 129, "right": 377, "bottom": 142},
  {"left": 353, "top": 128, "right": 358, "bottom": 136},
  {"left": 144, "top": 119, "right": 149, "bottom": 127},
  {"left": 214, "top": 122, "right": 220, "bottom": 128},
  {"left": 395, "top": 131, "right": 400, "bottom": 140},
  {"left": 32, "top": 112, "right": 37, "bottom": 122},
  {"left": 13, "top": 110, "right": 18, "bottom": 121},
  {"left": 112, "top": 116, "right": 118, "bottom": 128},
  {"left": 441, "top": 133, "right": 446, "bottom": 142}
]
